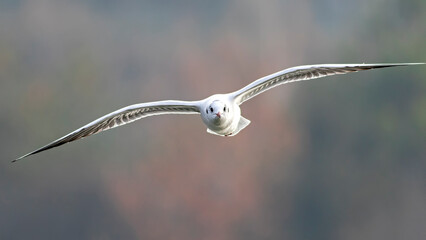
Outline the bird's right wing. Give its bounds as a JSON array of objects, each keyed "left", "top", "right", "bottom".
[{"left": 14, "top": 100, "right": 201, "bottom": 161}]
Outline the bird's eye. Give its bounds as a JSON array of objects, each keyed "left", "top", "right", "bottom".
[
  {"left": 206, "top": 108, "right": 208, "bottom": 114},
  {"left": 223, "top": 106, "right": 226, "bottom": 112},
  {"left": 210, "top": 107, "right": 213, "bottom": 112}
]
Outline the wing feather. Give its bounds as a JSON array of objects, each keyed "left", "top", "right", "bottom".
[
  {"left": 231, "top": 63, "right": 424, "bottom": 104},
  {"left": 14, "top": 100, "right": 201, "bottom": 161}
]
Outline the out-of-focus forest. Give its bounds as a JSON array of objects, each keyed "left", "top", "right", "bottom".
[{"left": 1, "top": 0, "right": 425, "bottom": 239}]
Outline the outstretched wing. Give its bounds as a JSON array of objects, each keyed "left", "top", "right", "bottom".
[
  {"left": 14, "top": 100, "right": 201, "bottom": 162},
  {"left": 231, "top": 63, "right": 424, "bottom": 105}
]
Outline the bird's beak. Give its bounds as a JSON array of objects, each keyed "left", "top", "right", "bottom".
[{"left": 216, "top": 112, "right": 221, "bottom": 118}]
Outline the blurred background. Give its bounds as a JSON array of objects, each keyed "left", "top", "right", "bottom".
[{"left": 1, "top": 0, "right": 425, "bottom": 239}]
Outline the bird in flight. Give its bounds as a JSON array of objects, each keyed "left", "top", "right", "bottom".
[{"left": 14, "top": 63, "right": 423, "bottom": 162}]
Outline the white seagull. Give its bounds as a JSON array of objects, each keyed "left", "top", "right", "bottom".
[{"left": 14, "top": 63, "right": 423, "bottom": 162}]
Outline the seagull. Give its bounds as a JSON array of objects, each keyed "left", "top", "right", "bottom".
[{"left": 14, "top": 63, "right": 423, "bottom": 162}]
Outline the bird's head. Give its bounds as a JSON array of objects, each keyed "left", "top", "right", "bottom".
[{"left": 205, "top": 100, "right": 230, "bottom": 124}]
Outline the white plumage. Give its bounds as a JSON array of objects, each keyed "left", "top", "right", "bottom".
[{"left": 14, "top": 63, "right": 423, "bottom": 162}]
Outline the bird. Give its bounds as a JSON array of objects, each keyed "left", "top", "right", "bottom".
[{"left": 14, "top": 63, "right": 424, "bottom": 162}]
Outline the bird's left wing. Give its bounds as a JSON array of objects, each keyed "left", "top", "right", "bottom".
[
  {"left": 14, "top": 100, "right": 201, "bottom": 162},
  {"left": 230, "top": 63, "right": 424, "bottom": 105}
]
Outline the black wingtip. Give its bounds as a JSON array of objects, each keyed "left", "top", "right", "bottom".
[
  {"left": 12, "top": 157, "right": 22, "bottom": 163},
  {"left": 12, "top": 153, "right": 32, "bottom": 163}
]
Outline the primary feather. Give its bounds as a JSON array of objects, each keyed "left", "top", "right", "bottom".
[
  {"left": 13, "top": 100, "right": 200, "bottom": 162},
  {"left": 231, "top": 63, "right": 423, "bottom": 104}
]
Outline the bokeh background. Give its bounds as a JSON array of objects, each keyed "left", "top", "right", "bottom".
[{"left": 1, "top": 0, "right": 425, "bottom": 239}]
